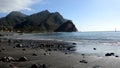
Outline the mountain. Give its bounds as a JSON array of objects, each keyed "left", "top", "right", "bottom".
[
  {"left": 0, "top": 11, "right": 27, "bottom": 31},
  {"left": 7, "top": 11, "right": 27, "bottom": 17},
  {"left": 54, "top": 20, "right": 77, "bottom": 32},
  {"left": 0, "top": 10, "right": 78, "bottom": 32}
]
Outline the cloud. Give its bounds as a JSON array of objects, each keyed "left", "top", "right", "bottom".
[{"left": 0, "top": 0, "right": 42, "bottom": 13}]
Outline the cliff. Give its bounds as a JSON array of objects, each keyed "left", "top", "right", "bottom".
[{"left": 54, "top": 20, "right": 78, "bottom": 32}]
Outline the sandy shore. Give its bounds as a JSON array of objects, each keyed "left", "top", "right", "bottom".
[{"left": 0, "top": 35, "right": 120, "bottom": 68}]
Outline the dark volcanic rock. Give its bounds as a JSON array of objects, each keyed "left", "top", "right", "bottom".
[
  {"left": 32, "top": 53, "right": 37, "bottom": 56},
  {"left": 54, "top": 20, "right": 78, "bottom": 32},
  {"left": 105, "top": 53, "right": 115, "bottom": 56},
  {"left": 0, "top": 56, "right": 15, "bottom": 62},
  {"left": 18, "top": 56, "right": 28, "bottom": 61},
  {"left": 31, "top": 64, "right": 39, "bottom": 68}
]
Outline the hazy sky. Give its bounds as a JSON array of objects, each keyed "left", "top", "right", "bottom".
[{"left": 0, "top": 0, "right": 120, "bottom": 31}]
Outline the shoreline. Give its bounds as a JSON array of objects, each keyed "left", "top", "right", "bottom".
[
  {"left": 0, "top": 36, "right": 78, "bottom": 68},
  {"left": 0, "top": 33, "right": 120, "bottom": 68}
]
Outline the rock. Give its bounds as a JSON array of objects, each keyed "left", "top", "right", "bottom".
[
  {"left": 67, "top": 46, "right": 76, "bottom": 51},
  {"left": 40, "top": 64, "right": 47, "bottom": 68},
  {"left": 79, "top": 60, "right": 88, "bottom": 64},
  {"left": 65, "top": 52, "right": 68, "bottom": 54},
  {"left": 32, "top": 53, "right": 37, "bottom": 56},
  {"left": 22, "top": 48, "right": 26, "bottom": 51},
  {"left": 72, "top": 43, "right": 77, "bottom": 45},
  {"left": 0, "top": 34, "right": 4, "bottom": 36},
  {"left": 0, "top": 56, "right": 15, "bottom": 62},
  {"left": 2, "top": 47, "right": 5, "bottom": 50},
  {"left": 105, "top": 53, "right": 115, "bottom": 56},
  {"left": 93, "top": 48, "right": 96, "bottom": 50},
  {"left": 18, "top": 56, "right": 28, "bottom": 61},
  {"left": 43, "top": 53, "right": 49, "bottom": 56},
  {"left": 115, "top": 55, "right": 119, "bottom": 57},
  {"left": 54, "top": 49, "right": 57, "bottom": 51},
  {"left": 16, "top": 44, "right": 23, "bottom": 48},
  {"left": 7, "top": 56, "right": 15, "bottom": 61},
  {"left": 93, "top": 65, "right": 102, "bottom": 68},
  {"left": 9, "top": 65, "right": 13, "bottom": 67},
  {"left": 13, "top": 46, "right": 16, "bottom": 48},
  {"left": 48, "top": 49, "right": 52, "bottom": 51},
  {"left": 31, "top": 64, "right": 39, "bottom": 68},
  {"left": 105, "top": 53, "right": 111, "bottom": 56},
  {"left": 110, "top": 53, "right": 115, "bottom": 56}
]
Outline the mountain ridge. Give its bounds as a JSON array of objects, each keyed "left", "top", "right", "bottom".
[{"left": 0, "top": 10, "right": 78, "bottom": 33}]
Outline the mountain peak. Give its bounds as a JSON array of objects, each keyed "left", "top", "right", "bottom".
[
  {"left": 7, "top": 11, "right": 27, "bottom": 17},
  {"left": 41, "top": 10, "right": 50, "bottom": 13},
  {"left": 36, "top": 10, "right": 50, "bottom": 15}
]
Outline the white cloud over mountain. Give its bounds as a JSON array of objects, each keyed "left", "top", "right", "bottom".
[{"left": 0, "top": 0, "right": 42, "bottom": 13}]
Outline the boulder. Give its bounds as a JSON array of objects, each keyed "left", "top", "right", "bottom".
[
  {"left": 18, "top": 56, "right": 28, "bottom": 61},
  {"left": 93, "top": 65, "right": 102, "bottom": 68},
  {"left": 79, "top": 60, "right": 88, "bottom": 64},
  {"left": 39, "top": 64, "right": 47, "bottom": 68},
  {"left": 0, "top": 56, "right": 15, "bottom": 62},
  {"left": 32, "top": 53, "right": 37, "bottom": 56},
  {"left": 31, "top": 64, "right": 39, "bottom": 68},
  {"left": 16, "top": 44, "right": 23, "bottom": 48},
  {"left": 93, "top": 48, "right": 96, "bottom": 50},
  {"left": 105, "top": 53, "right": 115, "bottom": 56}
]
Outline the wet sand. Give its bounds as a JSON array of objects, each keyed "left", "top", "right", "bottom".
[{"left": 0, "top": 34, "right": 120, "bottom": 68}]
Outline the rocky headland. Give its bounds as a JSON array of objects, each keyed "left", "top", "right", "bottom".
[{"left": 0, "top": 10, "right": 77, "bottom": 33}]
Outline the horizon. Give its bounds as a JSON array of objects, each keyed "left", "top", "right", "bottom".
[{"left": 0, "top": 0, "right": 120, "bottom": 32}]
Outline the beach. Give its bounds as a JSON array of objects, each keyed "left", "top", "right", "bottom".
[
  {"left": 0, "top": 32, "right": 120, "bottom": 68},
  {"left": 0, "top": 35, "right": 79, "bottom": 68}
]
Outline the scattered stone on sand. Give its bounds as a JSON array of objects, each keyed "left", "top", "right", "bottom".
[
  {"left": 93, "top": 48, "right": 96, "bottom": 50},
  {"left": 93, "top": 65, "right": 102, "bottom": 68},
  {"left": 9, "top": 64, "right": 18, "bottom": 68},
  {"left": 16, "top": 44, "right": 23, "bottom": 48},
  {"left": 72, "top": 43, "right": 77, "bottom": 45},
  {"left": 81, "top": 54, "right": 85, "bottom": 58},
  {"left": 18, "top": 56, "right": 28, "bottom": 61},
  {"left": 2, "top": 47, "right": 5, "bottom": 50},
  {"left": 32, "top": 53, "right": 37, "bottom": 56},
  {"left": 39, "top": 64, "right": 47, "bottom": 68},
  {"left": 54, "top": 49, "right": 57, "bottom": 51},
  {"left": 0, "top": 56, "right": 15, "bottom": 62},
  {"left": 110, "top": 53, "right": 115, "bottom": 56},
  {"left": 115, "top": 55, "right": 119, "bottom": 57},
  {"left": 105, "top": 53, "right": 115, "bottom": 56},
  {"left": 48, "top": 49, "right": 52, "bottom": 51},
  {"left": 65, "top": 52, "right": 68, "bottom": 54},
  {"left": 31, "top": 64, "right": 39, "bottom": 68},
  {"left": 44, "top": 53, "right": 49, "bottom": 56},
  {"left": 79, "top": 60, "right": 88, "bottom": 64},
  {"left": 9, "top": 65, "right": 13, "bottom": 67},
  {"left": 13, "top": 46, "right": 16, "bottom": 48},
  {"left": 31, "top": 64, "right": 48, "bottom": 68},
  {"left": 0, "top": 34, "right": 3, "bottom": 36},
  {"left": 22, "top": 48, "right": 26, "bottom": 51}
]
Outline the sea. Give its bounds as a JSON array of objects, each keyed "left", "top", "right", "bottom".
[{"left": 6, "top": 31, "right": 120, "bottom": 56}]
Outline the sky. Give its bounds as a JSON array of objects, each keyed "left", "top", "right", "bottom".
[{"left": 0, "top": 0, "right": 120, "bottom": 32}]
